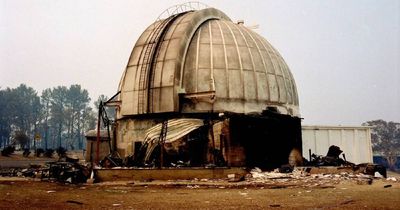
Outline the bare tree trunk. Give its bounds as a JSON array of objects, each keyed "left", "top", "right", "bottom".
[
  {"left": 58, "top": 124, "right": 62, "bottom": 148},
  {"left": 45, "top": 124, "right": 48, "bottom": 150},
  {"left": 77, "top": 113, "right": 82, "bottom": 150},
  {"left": 387, "top": 155, "right": 396, "bottom": 171},
  {"left": 71, "top": 112, "right": 75, "bottom": 150}
]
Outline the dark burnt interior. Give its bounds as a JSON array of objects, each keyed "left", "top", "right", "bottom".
[
  {"left": 230, "top": 112, "right": 302, "bottom": 170},
  {"left": 118, "top": 111, "right": 302, "bottom": 170}
]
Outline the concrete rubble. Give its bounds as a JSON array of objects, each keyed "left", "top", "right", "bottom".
[
  {"left": 91, "top": 166, "right": 399, "bottom": 190},
  {"left": 0, "top": 145, "right": 395, "bottom": 187},
  {"left": 3, "top": 164, "right": 396, "bottom": 189},
  {"left": 245, "top": 167, "right": 398, "bottom": 188}
]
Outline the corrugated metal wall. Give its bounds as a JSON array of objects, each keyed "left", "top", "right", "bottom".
[{"left": 302, "top": 126, "right": 373, "bottom": 164}]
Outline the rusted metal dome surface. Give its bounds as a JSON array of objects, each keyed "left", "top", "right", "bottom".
[{"left": 118, "top": 8, "right": 299, "bottom": 117}]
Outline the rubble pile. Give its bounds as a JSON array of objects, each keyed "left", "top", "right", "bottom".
[
  {"left": 0, "top": 157, "right": 90, "bottom": 184},
  {"left": 0, "top": 168, "right": 23, "bottom": 177},
  {"left": 246, "top": 167, "right": 397, "bottom": 188}
]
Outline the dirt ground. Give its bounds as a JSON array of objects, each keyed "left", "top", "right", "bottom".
[
  {"left": 1, "top": 153, "right": 399, "bottom": 209},
  {"left": 0, "top": 176, "right": 399, "bottom": 210}
]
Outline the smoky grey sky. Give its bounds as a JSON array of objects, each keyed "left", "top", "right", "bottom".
[{"left": 1, "top": 0, "right": 399, "bottom": 126}]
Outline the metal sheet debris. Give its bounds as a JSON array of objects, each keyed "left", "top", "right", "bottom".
[{"left": 142, "top": 118, "right": 204, "bottom": 162}]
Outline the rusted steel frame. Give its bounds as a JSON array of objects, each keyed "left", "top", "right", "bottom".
[
  {"left": 159, "top": 120, "right": 168, "bottom": 168},
  {"left": 104, "top": 91, "right": 121, "bottom": 107},
  {"left": 210, "top": 120, "right": 216, "bottom": 165},
  {"left": 95, "top": 102, "right": 102, "bottom": 164}
]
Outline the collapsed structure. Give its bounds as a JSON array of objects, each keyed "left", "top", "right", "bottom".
[{"left": 89, "top": 5, "right": 302, "bottom": 170}]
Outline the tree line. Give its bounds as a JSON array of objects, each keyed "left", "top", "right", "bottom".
[{"left": 0, "top": 84, "right": 108, "bottom": 151}]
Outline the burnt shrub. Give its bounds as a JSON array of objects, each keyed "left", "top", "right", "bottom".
[
  {"left": 23, "top": 148, "right": 31, "bottom": 157},
  {"left": 44, "top": 149, "right": 55, "bottom": 158},
  {"left": 1, "top": 146, "right": 15, "bottom": 157},
  {"left": 35, "top": 148, "right": 45, "bottom": 157},
  {"left": 56, "top": 147, "right": 67, "bottom": 158}
]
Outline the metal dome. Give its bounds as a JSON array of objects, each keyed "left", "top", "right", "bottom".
[{"left": 118, "top": 7, "right": 299, "bottom": 117}]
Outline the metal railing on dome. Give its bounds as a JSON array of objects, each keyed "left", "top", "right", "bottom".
[{"left": 156, "top": 1, "right": 209, "bottom": 21}]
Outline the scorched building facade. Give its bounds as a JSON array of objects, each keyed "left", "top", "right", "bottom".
[{"left": 108, "top": 6, "right": 302, "bottom": 170}]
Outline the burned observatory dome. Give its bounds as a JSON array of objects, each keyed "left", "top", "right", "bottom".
[
  {"left": 97, "top": 6, "right": 302, "bottom": 170},
  {"left": 118, "top": 8, "right": 299, "bottom": 117}
]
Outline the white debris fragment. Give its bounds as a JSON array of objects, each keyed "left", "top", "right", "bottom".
[
  {"left": 291, "top": 168, "right": 305, "bottom": 177},
  {"left": 386, "top": 177, "right": 397, "bottom": 182},
  {"left": 250, "top": 170, "right": 291, "bottom": 179},
  {"left": 254, "top": 167, "right": 262, "bottom": 173},
  {"left": 227, "top": 174, "right": 236, "bottom": 179},
  {"left": 357, "top": 173, "right": 372, "bottom": 179},
  {"left": 311, "top": 174, "right": 321, "bottom": 178},
  {"left": 46, "top": 191, "right": 56, "bottom": 193},
  {"left": 187, "top": 185, "right": 200, "bottom": 189},
  {"left": 246, "top": 167, "right": 388, "bottom": 187},
  {"left": 374, "top": 172, "right": 384, "bottom": 178}
]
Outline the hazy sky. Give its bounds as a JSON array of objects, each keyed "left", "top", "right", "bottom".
[{"left": 1, "top": 0, "right": 399, "bottom": 125}]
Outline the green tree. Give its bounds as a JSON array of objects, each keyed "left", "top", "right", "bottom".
[
  {"left": 1, "top": 84, "right": 97, "bottom": 151},
  {"left": 81, "top": 106, "right": 96, "bottom": 149},
  {"left": 64, "top": 85, "right": 91, "bottom": 150},
  {"left": 9, "top": 84, "right": 42, "bottom": 149},
  {"left": 13, "top": 130, "right": 30, "bottom": 148},
  {"left": 40, "top": 88, "right": 52, "bottom": 149},
  {"left": 49, "top": 86, "right": 68, "bottom": 148},
  {"left": 363, "top": 120, "right": 400, "bottom": 170},
  {"left": 42, "top": 85, "right": 96, "bottom": 150},
  {"left": 0, "top": 88, "right": 13, "bottom": 148}
]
